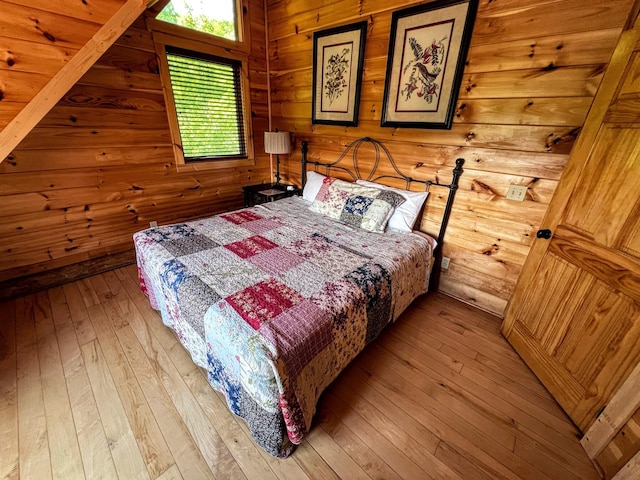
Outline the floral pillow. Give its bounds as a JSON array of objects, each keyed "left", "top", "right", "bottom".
[{"left": 309, "top": 177, "right": 405, "bottom": 232}]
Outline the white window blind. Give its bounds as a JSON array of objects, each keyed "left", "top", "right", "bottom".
[{"left": 165, "top": 46, "right": 246, "bottom": 161}]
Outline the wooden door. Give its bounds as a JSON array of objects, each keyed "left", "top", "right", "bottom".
[{"left": 502, "top": 4, "right": 640, "bottom": 438}]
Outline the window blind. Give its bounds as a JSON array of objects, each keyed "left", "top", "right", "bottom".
[{"left": 165, "top": 46, "right": 246, "bottom": 161}]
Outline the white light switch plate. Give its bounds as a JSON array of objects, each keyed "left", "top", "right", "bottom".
[{"left": 506, "top": 185, "right": 528, "bottom": 201}]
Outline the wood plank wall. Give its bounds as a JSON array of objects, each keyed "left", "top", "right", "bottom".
[
  {"left": 267, "top": 0, "right": 635, "bottom": 316},
  {"left": 0, "top": 0, "right": 127, "bottom": 131},
  {"left": 0, "top": 1, "right": 271, "bottom": 283}
]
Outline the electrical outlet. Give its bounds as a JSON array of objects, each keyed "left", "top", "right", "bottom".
[
  {"left": 441, "top": 256, "right": 450, "bottom": 270},
  {"left": 149, "top": 221, "right": 158, "bottom": 228},
  {"left": 506, "top": 185, "right": 528, "bottom": 202}
]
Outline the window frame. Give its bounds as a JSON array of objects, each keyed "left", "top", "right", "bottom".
[
  {"left": 148, "top": 0, "right": 254, "bottom": 172},
  {"left": 165, "top": 46, "right": 248, "bottom": 162}
]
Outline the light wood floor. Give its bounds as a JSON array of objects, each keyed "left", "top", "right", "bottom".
[{"left": 0, "top": 264, "right": 599, "bottom": 480}]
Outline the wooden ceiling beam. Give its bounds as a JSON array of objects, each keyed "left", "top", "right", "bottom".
[
  {"left": 146, "top": 0, "right": 172, "bottom": 17},
  {"left": 0, "top": 0, "right": 157, "bottom": 164}
]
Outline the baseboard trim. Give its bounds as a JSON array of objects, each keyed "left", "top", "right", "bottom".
[{"left": 0, "top": 249, "right": 136, "bottom": 302}]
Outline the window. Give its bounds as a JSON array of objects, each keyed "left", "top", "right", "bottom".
[
  {"left": 157, "top": 0, "right": 238, "bottom": 41},
  {"left": 165, "top": 46, "right": 246, "bottom": 161},
  {"left": 150, "top": 0, "right": 253, "bottom": 170}
]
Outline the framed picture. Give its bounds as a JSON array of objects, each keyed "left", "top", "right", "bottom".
[
  {"left": 381, "top": 0, "right": 478, "bottom": 129},
  {"left": 312, "top": 21, "right": 367, "bottom": 126}
]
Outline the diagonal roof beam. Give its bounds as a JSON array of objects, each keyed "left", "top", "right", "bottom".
[
  {"left": 0, "top": 0, "right": 160, "bottom": 164},
  {"left": 147, "top": 0, "right": 172, "bottom": 17}
]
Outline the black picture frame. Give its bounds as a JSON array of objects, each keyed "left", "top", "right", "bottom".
[
  {"left": 380, "top": 0, "right": 478, "bottom": 129},
  {"left": 312, "top": 21, "right": 367, "bottom": 126}
]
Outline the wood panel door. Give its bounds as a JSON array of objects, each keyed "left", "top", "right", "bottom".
[{"left": 502, "top": 5, "right": 640, "bottom": 437}]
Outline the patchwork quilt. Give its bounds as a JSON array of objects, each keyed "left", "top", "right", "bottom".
[{"left": 134, "top": 196, "right": 433, "bottom": 457}]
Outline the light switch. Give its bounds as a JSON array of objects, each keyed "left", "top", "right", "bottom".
[{"left": 506, "top": 185, "right": 528, "bottom": 201}]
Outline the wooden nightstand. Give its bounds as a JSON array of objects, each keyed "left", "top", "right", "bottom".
[{"left": 242, "top": 183, "right": 301, "bottom": 207}]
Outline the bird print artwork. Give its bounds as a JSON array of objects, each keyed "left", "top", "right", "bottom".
[{"left": 400, "top": 36, "right": 448, "bottom": 105}]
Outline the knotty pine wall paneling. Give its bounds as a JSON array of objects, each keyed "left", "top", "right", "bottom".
[
  {"left": 266, "top": 0, "right": 636, "bottom": 316},
  {"left": 0, "top": 1, "right": 271, "bottom": 283},
  {"left": 0, "top": 0, "right": 128, "bottom": 131}
]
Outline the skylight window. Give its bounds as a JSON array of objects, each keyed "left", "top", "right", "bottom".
[{"left": 157, "top": 0, "right": 237, "bottom": 41}]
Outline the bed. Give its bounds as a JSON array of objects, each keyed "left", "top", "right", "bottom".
[{"left": 133, "top": 137, "right": 464, "bottom": 457}]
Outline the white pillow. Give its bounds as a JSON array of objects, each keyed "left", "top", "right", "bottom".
[
  {"left": 302, "top": 170, "right": 327, "bottom": 202},
  {"left": 356, "top": 179, "right": 428, "bottom": 232}
]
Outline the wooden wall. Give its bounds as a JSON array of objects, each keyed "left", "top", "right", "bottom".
[
  {"left": 0, "top": 0, "right": 126, "bottom": 132},
  {"left": 0, "top": 1, "right": 271, "bottom": 283},
  {"left": 266, "top": 0, "right": 635, "bottom": 315},
  {"left": 0, "top": 0, "right": 635, "bottom": 313}
]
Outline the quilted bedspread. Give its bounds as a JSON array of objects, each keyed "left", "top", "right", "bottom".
[{"left": 133, "top": 196, "right": 433, "bottom": 457}]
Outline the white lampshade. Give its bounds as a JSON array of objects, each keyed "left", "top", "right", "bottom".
[{"left": 264, "top": 131, "right": 291, "bottom": 154}]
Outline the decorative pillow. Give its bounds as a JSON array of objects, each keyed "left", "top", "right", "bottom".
[
  {"left": 302, "top": 171, "right": 327, "bottom": 202},
  {"left": 356, "top": 179, "right": 429, "bottom": 232},
  {"left": 310, "top": 177, "right": 405, "bottom": 232}
]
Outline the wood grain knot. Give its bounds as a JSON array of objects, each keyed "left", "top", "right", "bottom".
[{"left": 482, "top": 244, "right": 500, "bottom": 255}]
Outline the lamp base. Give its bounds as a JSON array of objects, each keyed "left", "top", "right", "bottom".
[{"left": 274, "top": 154, "right": 281, "bottom": 185}]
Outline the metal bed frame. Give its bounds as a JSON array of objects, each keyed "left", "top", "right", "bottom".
[{"left": 300, "top": 137, "right": 464, "bottom": 289}]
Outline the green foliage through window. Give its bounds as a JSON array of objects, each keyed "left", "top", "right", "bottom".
[
  {"left": 166, "top": 46, "right": 246, "bottom": 161},
  {"left": 157, "top": 0, "right": 237, "bottom": 41}
]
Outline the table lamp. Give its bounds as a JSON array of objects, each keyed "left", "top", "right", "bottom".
[{"left": 264, "top": 131, "right": 291, "bottom": 186}]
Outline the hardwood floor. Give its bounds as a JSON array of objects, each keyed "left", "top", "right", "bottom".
[{"left": 0, "top": 265, "right": 599, "bottom": 479}]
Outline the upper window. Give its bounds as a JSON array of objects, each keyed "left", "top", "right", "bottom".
[
  {"left": 165, "top": 46, "right": 246, "bottom": 161},
  {"left": 157, "top": 0, "right": 238, "bottom": 41}
]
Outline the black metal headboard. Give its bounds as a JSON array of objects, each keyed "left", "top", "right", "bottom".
[{"left": 300, "top": 137, "right": 463, "bottom": 256}]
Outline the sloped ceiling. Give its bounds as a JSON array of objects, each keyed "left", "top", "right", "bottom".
[{"left": 0, "top": 0, "right": 159, "bottom": 163}]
